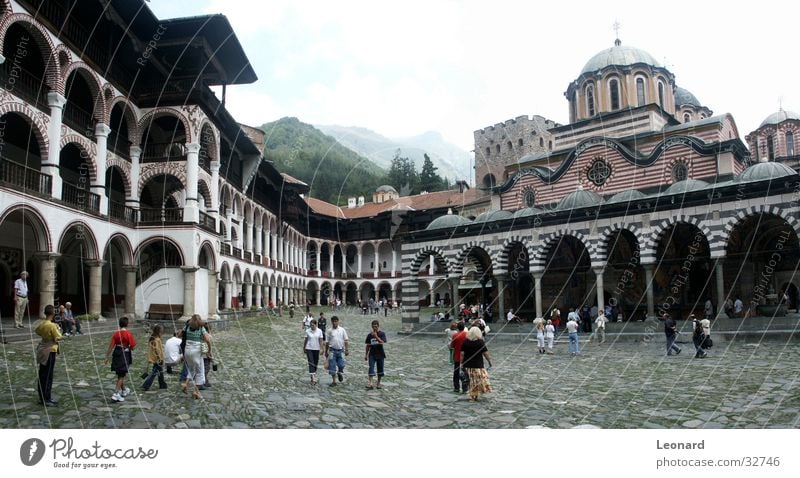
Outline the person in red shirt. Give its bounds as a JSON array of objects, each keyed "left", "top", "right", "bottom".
[
  {"left": 104, "top": 317, "right": 137, "bottom": 403},
  {"left": 449, "top": 321, "right": 469, "bottom": 393}
]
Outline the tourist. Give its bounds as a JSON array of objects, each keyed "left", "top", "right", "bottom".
[
  {"left": 700, "top": 314, "right": 712, "bottom": 351},
  {"left": 142, "top": 324, "right": 167, "bottom": 391},
  {"left": 449, "top": 321, "right": 469, "bottom": 393},
  {"left": 13, "top": 270, "right": 29, "bottom": 328},
  {"left": 445, "top": 321, "right": 458, "bottom": 364},
  {"left": 318, "top": 312, "right": 328, "bottom": 341},
  {"left": 566, "top": 313, "right": 580, "bottom": 356},
  {"left": 181, "top": 314, "right": 211, "bottom": 399},
  {"left": 506, "top": 308, "right": 521, "bottom": 325},
  {"left": 545, "top": 319, "right": 555, "bottom": 354},
  {"left": 303, "top": 318, "right": 324, "bottom": 384},
  {"left": 691, "top": 315, "right": 708, "bottom": 358},
  {"left": 724, "top": 297, "right": 734, "bottom": 317},
  {"left": 734, "top": 296, "right": 743, "bottom": 318},
  {"left": 663, "top": 313, "right": 681, "bottom": 356},
  {"left": 594, "top": 311, "right": 607, "bottom": 344},
  {"left": 364, "top": 320, "right": 387, "bottom": 389},
  {"left": 63, "top": 302, "right": 81, "bottom": 335},
  {"left": 303, "top": 312, "right": 314, "bottom": 331},
  {"left": 460, "top": 326, "right": 493, "bottom": 402},
  {"left": 104, "top": 317, "right": 137, "bottom": 403},
  {"left": 164, "top": 330, "right": 182, "bottom": 374},
  {"left": 201, "top": 322, "right": 214, "bottom": 388},
  {"left": 704, "top": 298, "right": 714, "bottom": 321},
  {"left": 324, "top": 316, "right": 349, "bottom": 386},
  {"left": 536, "top": 318, "right": 546, "bottom": 354},
  {"left": 289, "top": 301, "right": 296, "bottom": 318},
  {"left": 34, "top": 305, "right": 61, "bottom": 406},
  {"left": 550, "top": 307, "right": 561, "bottom": 333}
]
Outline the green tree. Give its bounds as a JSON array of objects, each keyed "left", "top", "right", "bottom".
[
  {"left": 386, "top": 150, "right": 418, "bottom": 194},
  {"left": 419, "top": 153, "right": 441, "bottom": 192}
]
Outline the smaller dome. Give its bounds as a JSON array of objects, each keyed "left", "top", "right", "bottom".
[
  {"left": 664, "top": 179, "right": 709, "bottom": 195},
  {"left": 760, "top": 110, "right": 800, "bottom": 128},
  {"left": 512, "top": 207, "right": 543, "bottom": 219},
  {"left": 426, "top": 214, "right": 472, "bottom": 231},
  {"left": 674, "top": 87, "right": 701, "bottom": 107},
  {"left": 474, "top": 210, "right": 513, "bottom": 223},
  {"left": 557, "top": 188, "right": 605, "bottom": 210},
  {"left": 375, "top": 185, "right": 398, "bottom": 194},
  {"left": 738, "top": 161, "right": 796, "bottom": 183},
  {"left": 580, "top": 43, "right": 662, "bottom": 75},
  {"left": 607, "top": 190, "right": 647, "bottom": 203}
]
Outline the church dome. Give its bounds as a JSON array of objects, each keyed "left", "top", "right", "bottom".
[
  {"left": 738, "top": 161, "right": 796, "bottom": 183},
  {"left": 675, "top": 87, "right": 701, "bottom": 107},
  {"left": 607, "top": 189, "right": 647, "bottom": 203},
  {"left": 512, "top": 207, "right": 543, "bottom": 219},
  {"left": 474, "top": 210, "right": 514, "bottom": 223},
  {"left": 557, "top": 188, "right": 605, "bottom": 210},
  {"left": 580, "top": 42, "right": 662, "bottom": 75},
  {"left": 426, "top": 213, "right": 472, "bottom": 231},
  {"left": 759, "top": 110, "right": 800, "bottom": 128},
  {"left": 375, "top": 185, "right": 398, "bottom": 194},
  {"left": 664, "top": 179, "right": 709, "bottom": 195}
]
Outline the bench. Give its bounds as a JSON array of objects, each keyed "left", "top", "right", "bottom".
[{"left": 144, "top": 303, "right": 184, "bottom": 321}]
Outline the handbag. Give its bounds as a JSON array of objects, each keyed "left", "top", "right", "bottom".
[{"left": 703, "top": 336, "right": 713, "bottom": 348}]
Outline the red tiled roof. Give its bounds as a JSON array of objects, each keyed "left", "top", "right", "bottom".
[
  {"left": 281, "top": 173, "right": 308, "bottom": 186},
  {"left": 303, "top": 187, "right": 483, "bottom": 219}
]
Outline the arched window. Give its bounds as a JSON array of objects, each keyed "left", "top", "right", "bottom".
[
  {"left": 507, "top": 141, "right": 513, "bottom": 151},
  {"left": 787, "top": 131, "right": 795, "bottom": 156},
  {"left": 767, "top": 135, "right": 775, "bottom": 160},
  {"left": 657, "top": 81, "right": 665, "bottom": 108},
  {"left": 548, "top": 140, "right": 552, "bottom": 150},
  {"left": 539, "top": 137, "right": 544, "bottom": 147},
  {"left": 609, "top": 79, "right": 620, "bottom": 111},
  {"left": 495, "top": 144, "right": 500, "bottom": 154},
  {"left": 636, "top": 77, "right": 646, "bottom": 107},
  {"left": 486, "top": 147, "right": 491, "bottom": 157},
  {"left": 518, "top": 138, "right": 523, "bottom": 147},
  {"left": 586, "top": 84, "right": 596, "bottom": 116},
  {"left": 683, "top": 113, "right": 691, "bottom": 123}
]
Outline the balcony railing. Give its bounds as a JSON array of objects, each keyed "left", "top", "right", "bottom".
[
  {"left": 139, "top": 208, "right": 183, "bottom": 224},
  {"left": 244, "top": 251, "right": 253, "bottom": 262},
  {"left": 140, "top": 142, "right": 187, "bottom": 163},
  {"left": 254, "top": 254, "right": 262, "bottom": 264},
  {"left": 63, "top": 104, "right": 95, "bottom": 135},
  {"left": 220, "top": 243, "right": 232, "bottom": 256},
  {"left": 0, "top": 64, "right": 50, "bottom": 113},
  {"left": 0, "top": 160, "right": 52, "bottom": 196},
  {"left": 232, "top": 246, "right": 242, "bottom": 258},
  {"left": 107, "top": 131, "right": 131, "bottom": 160},
  {"left": 109, "top": 200, "right": 137, "bottom": 224},
  {"left": 61, "top": 182, "right": 100, "bottom": 212},
  {"left": 199, "top": 211, "right": 216, "bottom": 233}
]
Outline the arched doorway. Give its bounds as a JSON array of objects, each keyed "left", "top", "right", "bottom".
[
  {"left": 0, "top": 207, "right": 49, "bottom": 318},
  {"left": 0, "top": 112, "right": 46, "bottom": 194},
  {"left": 540, "top": 235, "right": 591, "bottom": 313},
  {"left": 605, "top": 229, "right": 644, "bottom": 321},
  {"left": 653, "top": 223, "right": 713, "bottom": 320},
  {"left": 102, "top": 235, "right": 133, "bottom": 317}
]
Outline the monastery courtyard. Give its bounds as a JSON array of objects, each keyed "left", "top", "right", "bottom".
[{"left": 1, "top": 309, "right": 798, "bottom": 429}]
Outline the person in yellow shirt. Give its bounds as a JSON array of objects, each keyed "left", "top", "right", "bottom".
[{"left": 34, "top": 305, "right": 62, "bottom": 406}]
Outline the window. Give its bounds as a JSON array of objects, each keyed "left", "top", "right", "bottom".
[
  {"left": 383, "top": 261, "right": 387, "bottom": 268},
  {"left": 586, "top": 85, "right": 596, "bottom": 116},
  {"left": 787, "top": 131, "right": 795, "bottom": 156},
  {"left": 518, "top": 138, "right": 523, "bottom": 147},
  {"left": 658, "top": 81, "right": 665, "bottom": 108},
  {"left": 486, "top": 147, "right": 490, "bottom": 157},
  {"left": 522, "top": 187, "right": 536, "bottom": 208},
  {"left": 754, "top": 139, "right": 760, "bottom": 161},
  {"left": 539, "top": 137, "right": 544, "bottom": 147},
  {"left": 767, "top": 135, "right": 775, "bottom": 160},
  {"left": 636, "top": 77, "right": 646, "bottom": 107},
  {"left": 496, "top": 144, "right": 500, "bottom": 153},
  {"left": 587, "top": 158, "right": 612, "bottom": 186},
  {"left": 609, "top": 79, "right": 620, "bottom": 110},
  {"left": 507, "top": 141, "right": 513, "bottom": 151},
  {"left": 672, "top": 162, "right": 689, "bottom": 182},
  {"left": 548, "top": 141, "right": 552, "bottom": 150},
  {"left": 683, "top": 113, "right": 691, "bottom": 123}
]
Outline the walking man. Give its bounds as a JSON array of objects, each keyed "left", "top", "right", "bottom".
[
  {"left": 324, "top": 316, "right": 349, "bottom": 386},
  {"left": 364, "top": 320, "right": 387, "bottom": 389},
  {"left": 566, "top": 313, "right": 580, "bottom": 356},
  {"left": 14, "top": 270, "right": 29, "bottom": 328},
  {"left": 664, "top": 313, "right": 681, "bottom": 356},
  {"left": 449, "top": 321, "right": 469, "bottom": 393}
]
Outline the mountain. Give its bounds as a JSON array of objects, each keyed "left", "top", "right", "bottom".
[
  {"left": 315, "top": 125, "right": 472, "bottom": 182},
  {"left": 259, "top": 117, "right": 386, "bottom": 205}
]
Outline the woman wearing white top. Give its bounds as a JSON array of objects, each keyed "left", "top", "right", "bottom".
[
  {"left": 545, "top": 320, "right": 555, "bottom": 354},
  {"left": 303, "top": 319, "right": 325, "bottom": 384},
  {"left": 536, "top": 320, "right": 546, "bottom": 354}
]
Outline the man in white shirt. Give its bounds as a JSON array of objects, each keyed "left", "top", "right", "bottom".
[
  {"left": 734, "top": 296, "right": 744, "bottom": 317},
  {"left": 594, "top": 312, "right": 607, "bottom": 344},
  {"left": 13, "top": 270, "right": 29, "bottom": 328},
  {"left": 506, "top": 308, "right": 521, "bottom": 325},
  {"left": 164, "top": 331, "right": 183, "bottom": 374},
  {"left": 566, "top": 314, "right": 580, "bottom": 356},
  {"left": 324, "top": 316, "right": 349, "bottom": 386}
]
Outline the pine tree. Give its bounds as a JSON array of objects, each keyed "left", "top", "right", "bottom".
[{"left": 387, "top": 150, "right": 418, "bottom": 194}]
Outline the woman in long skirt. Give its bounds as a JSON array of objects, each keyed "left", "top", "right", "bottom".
[
  {"left": 460, "top": 326, "right": 493, "bottom": 401},
  {"left": 182, "top": 314, "right": 212, "bottom": 399}
]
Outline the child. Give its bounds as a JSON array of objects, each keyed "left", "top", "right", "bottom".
[
  {"left": 104, "top": 317, "right": 137, "bottom": 402},
  {"left": 536, "top": 319, "right": 546, "bottom": 354},
  {"left": 545, "top": 319, "right": 555, "bottom": 354},
  {"left": 142, "top": 324, "right": 167, "bottom": 391}
]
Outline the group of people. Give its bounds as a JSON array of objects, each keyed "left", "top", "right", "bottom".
[
  {"left": 663, "top": 312, "right": 712, "bottom": 358},
  {"left": 447, "top": 320, "right": 493, "bottom": 401}
]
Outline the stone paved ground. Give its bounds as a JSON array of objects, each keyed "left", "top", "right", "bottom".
[{"left": 1, "top": 307, "right": 799, "bottom": 429}]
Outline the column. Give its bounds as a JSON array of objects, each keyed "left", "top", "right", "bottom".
[
  {"left": 534, "top": 272, "right": 543, "bottom": 320},
  {"left": 127, "top": 146, "right": 142, "bottom": 209},
  {"left": 315, "top": 289, "right": 321, "bottom": 306},
  {"left": 182, "top": 267, "right": 198, "bottom": 317},
  {"left": 282, "top": 287, "right": 288, "bottom": 306},
  {"left": 357, "top": 245, "right": 363, "bottom": 278},
  {"left": 391, "top": 249, "right": 397, "bottom": 278},
  {"left": 428, "top": 280, "right": 435, "bottom": 306},
  {"left": 269, "top": 284, "right": 276, "bottom": 304},
  {"left": 208, "top": 271, "right": 219, "bottom": 318},
  {"left": 36, "top": 253, "right": 60, "bottom": 318},
  {"left": 643, "top": 264, "right": 656, "bottom": 319},
  {"left": 715, "top": 260, "right": 727, "bottom": 319},
  {"left": 44, "top": 92, "right": 66, "bottom": 199},
  {"left": 244, "top": 282, "right": 253, "bottom": 308},
  {"left": 209, "top": 161, "right": 220, "bottom": 232},
  {"left": 374, "top": 244, "right": 380, "bottom": 278},
  {"left": 183, "top": 143, "right": 200, "bottom": 222},
  {"left": 255, "top": 225, "right": 263, "bottom": 258},
  {"left": 93, "top": 124, "right": 111, "bottom": 215},
  {"left": 496, "top": 274, "right": 506, "bottom": 321},
  {"left": 449, "top": 277, "right": 460, "bottom": 308},
  {"left": 428, "top": 256, "right": 434, "bottom": 275},
  {"left": 86, "top": 260, "right": 105, "bottom": 316},
  {"left": 223, "top": 280, "right": 232, "bottom": 310},
  {"left": 340, "top": 249, "right": 347, "bottom": 277},
  {"left": 328, "top": 245, "right": 335, "bottom": 276},
  {"left": 594, "top": 267, "right": 606, "bottom": 312},
  {"left": 245, "top": 222, "right": 254, "bottom": 256},
  {"left": 123, "top": 266, "right": 137, "bottom": 317}
]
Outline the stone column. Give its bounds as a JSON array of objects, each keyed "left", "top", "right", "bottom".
[
  {"left": 209, "top": 161, "right": 220, "bottom": 231},
  {"left": 255, "top": 283, "right": 263, "bottom": 308},
  {"left": 36, "top": 253, "right": 60, "bottom": 318},
  {"left": 374, "top": 245, "right": 380, "bottom": 279},
  {"left": 428, "top": 256, "right": 434, "bottom": 275},
  {"left": 401, "top": 274, "right": 420, "bottom": 333},
  {"left": 244, "top": 281, "right": 253, "bottom": 308},
  {"left": 315, "top": 289, "right": 321, "bottom": 306},
  {"left": 391, "top": 249, "right": 397, "bottom": 277},
  {"left": 269, "top": 284, "right": 276, "bottom": 304},
  {"left": 44, "top": 92, "right": 66, "bottom": 199},
  {"left": 182, "top": 267, "right": 198, "bottom": 317},
  {"left": 123, "top": 266, "right": 137, "bottom": 318},
  {"left": 643, "top": 263, "right": 656, "bottom": 319},
  {"left": 223, "top": 280, "right": 232, "bottom": 310},
  {"left": 428, "top": 280, "right": 436, "bottom": 306},
  {"left": 183, "top": 143, "right": 200, "bottom": 223},
  {"left": 245, "top": 222, "right": 254, "bottom": 256},
  {"left": 255, "top": 225, "right": 263, "bottom": 257},
  {"left": 449, "top": 277, "right": 460, "bottom": 308},
  {"left": 715, "top": 260, "right": 728, "bottom": 319},
  {"left": 495, "top": 274, "right": 506, "bottom": 320},
  {"left": 208, "top": 271, "right": 219, "bottom": 319},
  {"left": 357, "top": 245, "right": 363, "bottom": 278},
  {"left": 127, "top": 146, "right": 142, "bottom": 209},
  {"left": 86, "top": 260, "right": 105, "bottom": 316},
  {"left": 594, "top": 267, "right": 606, "bottom": 312},
  {"left": 534, "top": 272, "right": 544, "bottom": 320},
  {"left": 93, "top": 124, "right": 111, "bottom": 215},
  {"left": 340, "top": 249, "right": 347, "bottom": 277},
  {"left": 329, "top": 245, "right": 335, "bottom": 276}
]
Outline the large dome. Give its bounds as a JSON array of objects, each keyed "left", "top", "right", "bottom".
[
  {"left": 557, "top": 188, "right": 604, "bottom": 210},
  {"left": 426, "top": 214, "right": 472, "bottom": 231},
  {"left": 607, "top": 189, "right": 647, "bottom": 203},
  {"left": 664, "top": 179, "right": 709, "bottom": 195},
  {"left": 759, "top": 110, "right": 800, "bottom": 128},
  {"left": 580, "top": 42, "right": 662, "bottom": 75},
  {"left": 738, "top": 162, "right": 797, "bottom": 183},
  {"left": 674, "top": 87, "right": 701, "bottom": 107}
]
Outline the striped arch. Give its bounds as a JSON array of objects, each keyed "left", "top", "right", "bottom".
[
  {"left": 102, "top": 232, "right": 135, "bottom": 266},
  {"left": 0, "top": 13, "right": 60, "bottom": 91},
  {"left": 134, "top": 108, "right": 192, "bottom": 144},
  {"left": 197, "top": 119, "right": 220, "bottom": 162},
  {"left": 717, "top": 205, "right": 800, "bottom": 257},
  {"left": 58, "top": 221, "right": 100, "bottom": 260},
  {"left": 198, "top": 240, "right": 217, "bottom": 271},
  {"left": 134, "top": 236, "right": 186, "bottom": 267},
  {"left": 61, "top": 62, "right": 106, "bottom": 120},
  {"left": 0, "top": 1, "right": 11, "bottom": 13},
  {"left": 0, "top": 101, "right": 50, "bottom": 158},
  {"left": 406, "top": 246, "right": 450, "bottom": 276},
  {"left": 59, "top": 135, "right": 98, "bottom": 179},
  {"left": 138, "top": 164, "right": 187, "bottom": 197},
  {"left": 642, "top": 215, "right": 713, "bottom": 262},
  {"left": 532, "top": 228, "right": 591, "bottom": 271},
  {"left": 451, "top": 241, "right": 493, "bottom": 276},
  {"left": 596, "top": 222, "right": 644, "bottom": 262},
  {"left": 496, "top": 235, "right": 535, "bottom": 276},
  {"left": 105, "top": 157, "right": 133, "bottom": 197},
  {"left": 0, "top": 203, "right": 52, "bottom": 252},
  {"left": 105, "top": 96, "right": 138, "bottom": 140}
]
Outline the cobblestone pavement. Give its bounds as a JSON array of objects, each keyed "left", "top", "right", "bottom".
[{"left": 1, "top": 308, "right": 799, "bottom": 429}]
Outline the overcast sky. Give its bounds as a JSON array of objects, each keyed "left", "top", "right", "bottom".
[{"left": 150, "top": 0, "right": 798, "bottom": 154}]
